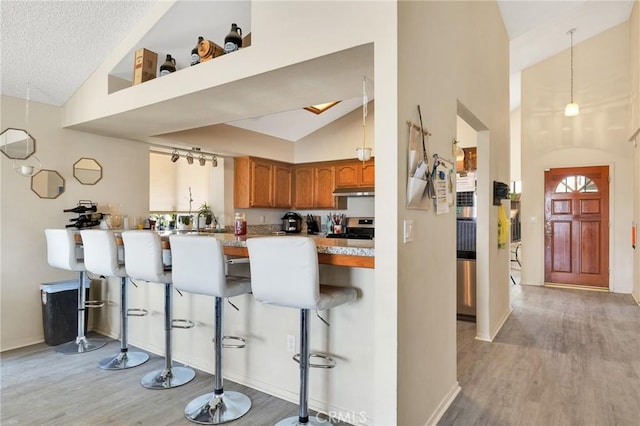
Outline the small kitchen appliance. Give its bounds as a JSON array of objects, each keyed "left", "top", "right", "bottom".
[
  {"left": 326, "top": 217, "right": 374, "bottom": 240},
  {"left": 281, "top": 212, "right": 303, "bottom": 233}
]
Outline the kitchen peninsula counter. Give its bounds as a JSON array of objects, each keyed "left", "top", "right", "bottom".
[{"left": 161, "top": 232, "right": 375, "bottom": 268}]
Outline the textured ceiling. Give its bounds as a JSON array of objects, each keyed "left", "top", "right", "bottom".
[
  {"left": 0, "top": 0, "right": 157, "bottom": 106},
  {"left": 0, "top": 1, "right": 636, "bottom": 131}
]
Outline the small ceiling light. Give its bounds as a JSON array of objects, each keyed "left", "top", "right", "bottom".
[
  {"left": 186, "top": 151, "right": 194, "bottom": 165},
  {"left": 211, "top": 155, "right": 218, "bottom": 167},
  {"left": 198, "top": 154, "right": 206, "bottom": 166},
  {"left": 564, "top": 28, "right": 579, "bottom": 117},
  {"left": 304, "top": 101, "right": 341, "bottom": 115},
  {"left": 171, "top": 149, "right": 180, "bottom": 162}
]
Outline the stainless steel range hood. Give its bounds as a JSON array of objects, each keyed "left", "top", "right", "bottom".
[{"left": 332, "top": 187, "right": 375, "bottom": 197}]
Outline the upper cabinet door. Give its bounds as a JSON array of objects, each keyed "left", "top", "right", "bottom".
[
  {"left": 361, "top": 161, "right": 375, "bottom": 185},
  {"left": 273, "top": 164, "right": 292, "bottom": 208},
  {"left": 250, "top": 159, "right": 273, "bottom": 208},
  {"left": 314, "top": 165, "right": 337, "bottom": 209},
  {"left": 293, "top": 166, "right": 315, "bottom": 209},
  {"left": 335, "top": 163, "right": 360, "bottom": 187}
]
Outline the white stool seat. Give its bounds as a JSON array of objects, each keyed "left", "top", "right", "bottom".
[
  {"left": 81, "top": 230, "right": 149, "bottom": 370},
  {"left": 246, "top": 236, "right": 356, "bottom": 426},
  {"left": 44, "top": 229, "right": 106, "bottom": 354},
  {"left": 170, "top": 234, "right": 252, "bottom": 424},
  {"left": 121, "top": 230, "right": 195, "bottom": 390}
]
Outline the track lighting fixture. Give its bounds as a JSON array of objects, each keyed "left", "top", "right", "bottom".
[
  {"left": 163, "top": 147, "right": 221, "bottom": 166},
  {"left": 171, "top": 149, "right": 180, "bottom": 162},
  {"left": 211, "top": 155, "right": 218, "bottom": 168},
  {"left": 186, "top": 151, "right": 194, "bottom": 164},
  {"left": 198, "top": 154, "right": 206, "bottom": 166}
]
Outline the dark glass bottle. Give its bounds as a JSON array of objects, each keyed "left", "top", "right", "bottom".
[
  {"left": 66, "top": 220, "right": 100, "bottom": 229},
  {"left": 63, "top": 205, "right": 97, "bottom": 214},
  {"left": 159, "top": 54, "right": 176, "bottom": 76},
  {"left": 224, "top": 23, "right": 243, "bottom": 54},
  {"left": 191, "top": 36, "right": 204, "bottom": 66}
]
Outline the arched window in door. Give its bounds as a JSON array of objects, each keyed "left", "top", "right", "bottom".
[{"left": 554, "top": 175, "right": 599, "bottom": 193}]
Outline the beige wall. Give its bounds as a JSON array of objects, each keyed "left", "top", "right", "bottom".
[
  {"left": 631, "top": 1, "right": 640, "bottom": 303},
  {"left": 397, "top": 1, "right": 511, "bottom": 424},
  {"left": 510, "top": 107, "right": 522, "bottom": 182},
  {"left": 521, "top": 22, "right": 634, "bottom": 293},
  {"left": 0, "top": 95, "right": 149, "bottom": 351}
]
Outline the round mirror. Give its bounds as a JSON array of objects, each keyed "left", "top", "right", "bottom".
[
  {"left": 0, "top": 128, "right": 35, "bottom": 160},
  {"left": 73, "top": 157, "right": 102, "bottom": 185},
  {"left": 31, "top": 169, "right": 65, "bottom": 199}
]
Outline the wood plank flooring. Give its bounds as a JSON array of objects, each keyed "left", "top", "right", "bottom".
[
  {"left": 440, "top": 284, "right": 640, "bottom": 426},
  {"left": 0, "top": 337, "right": 341, "bottom": 425}
]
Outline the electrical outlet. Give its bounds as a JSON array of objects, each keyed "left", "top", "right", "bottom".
[
  {"left": 287, "top": 334, "right": 296, "bottom": 352},
  {"left": 403, "top": 220, "right": 414, "bottom": 243}
]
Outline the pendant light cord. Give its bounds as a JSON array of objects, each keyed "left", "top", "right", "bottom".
[{"left": 569, "top": 29, "right": 575, "bottom": 103}]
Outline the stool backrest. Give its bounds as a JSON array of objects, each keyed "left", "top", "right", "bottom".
[
  {"left": 80, "top": 230, "right": 124, "bottom": 278},
  {"left": 121, "top": 231, "right": 167, "bottom": 283},
  {"left": 45, "top": 229, "right": 84, "bottom": 272},
  {"left": 169, "top": 235, "right": 226, "bottom": 297},
  {"left": 246, "top": 237, "right": 319, "bottom": 308}
]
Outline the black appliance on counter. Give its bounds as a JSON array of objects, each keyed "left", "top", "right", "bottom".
[
  {"left": 305, "top": 214, "right": 320, "bottom": 234},
  {"left": 281, "top": 212, "right": 303, "bottom": 233},
  {"left": 456, "top": 191, "right": 477, "bottom": 322},
  {"left": 326, "top": 217, "right": 374, "bottom": 240}
]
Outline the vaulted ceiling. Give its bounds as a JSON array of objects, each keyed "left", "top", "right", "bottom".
[{"left": 1, "top": 0, "right": 635, "bottom": 140}]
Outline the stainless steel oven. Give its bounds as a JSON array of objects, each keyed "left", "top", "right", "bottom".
[{"left": 456, "top": 191, "right": 477, "bottom": 321}]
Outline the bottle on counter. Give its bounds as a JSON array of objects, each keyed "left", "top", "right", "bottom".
[
  {"left": 159, "top": 54, "right": 176, "bottom": 76},
  {"left": 234, "top": 212, "right": 247, "bottom": 236},
  {"left": 223, "top": 23, "right": 243, "bottom": 54},
  {"left": 191, "top": 36, "right": 204, "bottom": 66}
]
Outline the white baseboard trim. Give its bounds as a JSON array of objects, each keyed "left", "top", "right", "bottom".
[
  {"left": 424, "top": 382, "right": 461, "bottom": 426},
  {"left": 475, "top": 306, "right": 513, "bottom": 343},
  {"left": 632, "top": 292, "right": 640, "bottom": 306},
  {"left": 519, "top": 281, "right": 543, "bottom": 286}
]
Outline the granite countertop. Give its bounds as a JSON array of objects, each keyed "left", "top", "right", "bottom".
[{"left": 158, "top": 231, "right": 374, "bottom": 257}]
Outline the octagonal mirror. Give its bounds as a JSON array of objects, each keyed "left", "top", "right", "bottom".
[
  {"left": 73, "top": 157, "right": 102, "bottom": 185},
  {"left": 31, "top": 169, "right": 65, "bottom": 199},
  {"left": 0, "top": 128, "right": 35, "bottom": 160}
]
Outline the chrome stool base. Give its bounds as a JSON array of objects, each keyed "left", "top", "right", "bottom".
[
  {"left": 141, "top": 366, "right": 195, "bottom": 390},
  {"left": 275, "top": 416, "right": 325, "bottom": 426},
  {"left": 55, "top": 336, "right": 107, "bottom": 354},
  {"left": 99, "top": 350, "right": 149, "bottom": 370},
  {"left": 184, "top": 390, "right": 251, "bottom": 424}
]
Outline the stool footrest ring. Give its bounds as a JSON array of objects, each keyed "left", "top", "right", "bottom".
[
  {"left": 127, "top": 308, "right": 148, "bottom": 317},
  {"left": 221, "top": 335, "right": 246, "bottom": 349},
  {"left": 172, "top": 319, "right": 195, "bottom": 329},
  {"left": 85, "top": 300, "right": 105, "bottom": 308},
  {"left": 292, "top": 352, "right": 336, "bottom": 369}
]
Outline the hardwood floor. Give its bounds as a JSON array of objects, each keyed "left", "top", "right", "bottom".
[
  {"left": 440, "top": 284, "right": 640, "bottom": 426},
  {"left": 0, "top": 337, "right": 342, "bottom": 425}
]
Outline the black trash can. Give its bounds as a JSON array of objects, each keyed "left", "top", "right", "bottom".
[{"left": 40, "top": 280, "right": 89, "bottom": 346}]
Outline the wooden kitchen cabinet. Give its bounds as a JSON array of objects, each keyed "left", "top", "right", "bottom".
[
  {"left": 234, "top": 157, "right": 291, "bottom": 208},
  {"left": 292, "top": 164, "right": 346, "bottom": 210},
  {"left": 335, "top": 159, "right": 375, "bottom": 188}
]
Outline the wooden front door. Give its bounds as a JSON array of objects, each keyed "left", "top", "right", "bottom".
[{"left": 544, "top": 166, "right": 609, "bottom": 288}]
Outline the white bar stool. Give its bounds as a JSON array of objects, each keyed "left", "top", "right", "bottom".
[
  {"left": 246, "top": 237, "right": 357, "bottom": 426},
  {"left": 121, "top": 230, "right": 195, "bottom": 389},
  {"left": 170, "top": 234, "right": 252, "bottom": 424},
  {"left": 80, "top": 230, "right": 149, "bottom": 370},
  {"left": 44, "top": 229, "right": 107, "bottom": 354}
]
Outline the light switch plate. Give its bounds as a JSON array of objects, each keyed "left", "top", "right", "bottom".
[{"left": 404, "top": 220, "right": 414, "bottom": 243}]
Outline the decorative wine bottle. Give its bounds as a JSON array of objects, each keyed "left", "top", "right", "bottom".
[
  {"left": 63, "top": 205, "right": 97, "bottom": 214},
  {"left": 191, "top": 36, "right": 204, "bottom": 66},
  {"left": 159, "top": 54, "right": 176, "bottom": 76},
  {"left": 224, "top": 23, "right": 243, "bottom": 54}
]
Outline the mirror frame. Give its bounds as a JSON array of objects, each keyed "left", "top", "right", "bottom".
[
  {"left": 31, "top": 169, "right": 65, "bottom": 199},
  {"left": 73, "top": 157, "right": 103, "bottom": 185},
  {"left": 0, "top": 128, "right": 36, "bottom": 160}
]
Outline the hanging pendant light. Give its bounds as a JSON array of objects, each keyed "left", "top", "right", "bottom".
[
  {"left": 13, "top": 84, "right": 41, "bottom": 177},
  {"left": 564, "top": 28, "right": 579, "bottom": 117},
  {"left": 356, "top": 76, "right": 372, "bottom": 162}
]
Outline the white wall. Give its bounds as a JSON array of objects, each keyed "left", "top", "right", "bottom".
[
  {"left": 510, "top": 107, "right": 522, "bottom": 182},
  {"left": 0, "top": 95, "right": 149, "bottom": 351},
  {"left": 521, "top": 22, "right": 634, "bottom": 293},
  {"left": 397, "top": 2, "right": 511, "bottom": 424}
]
